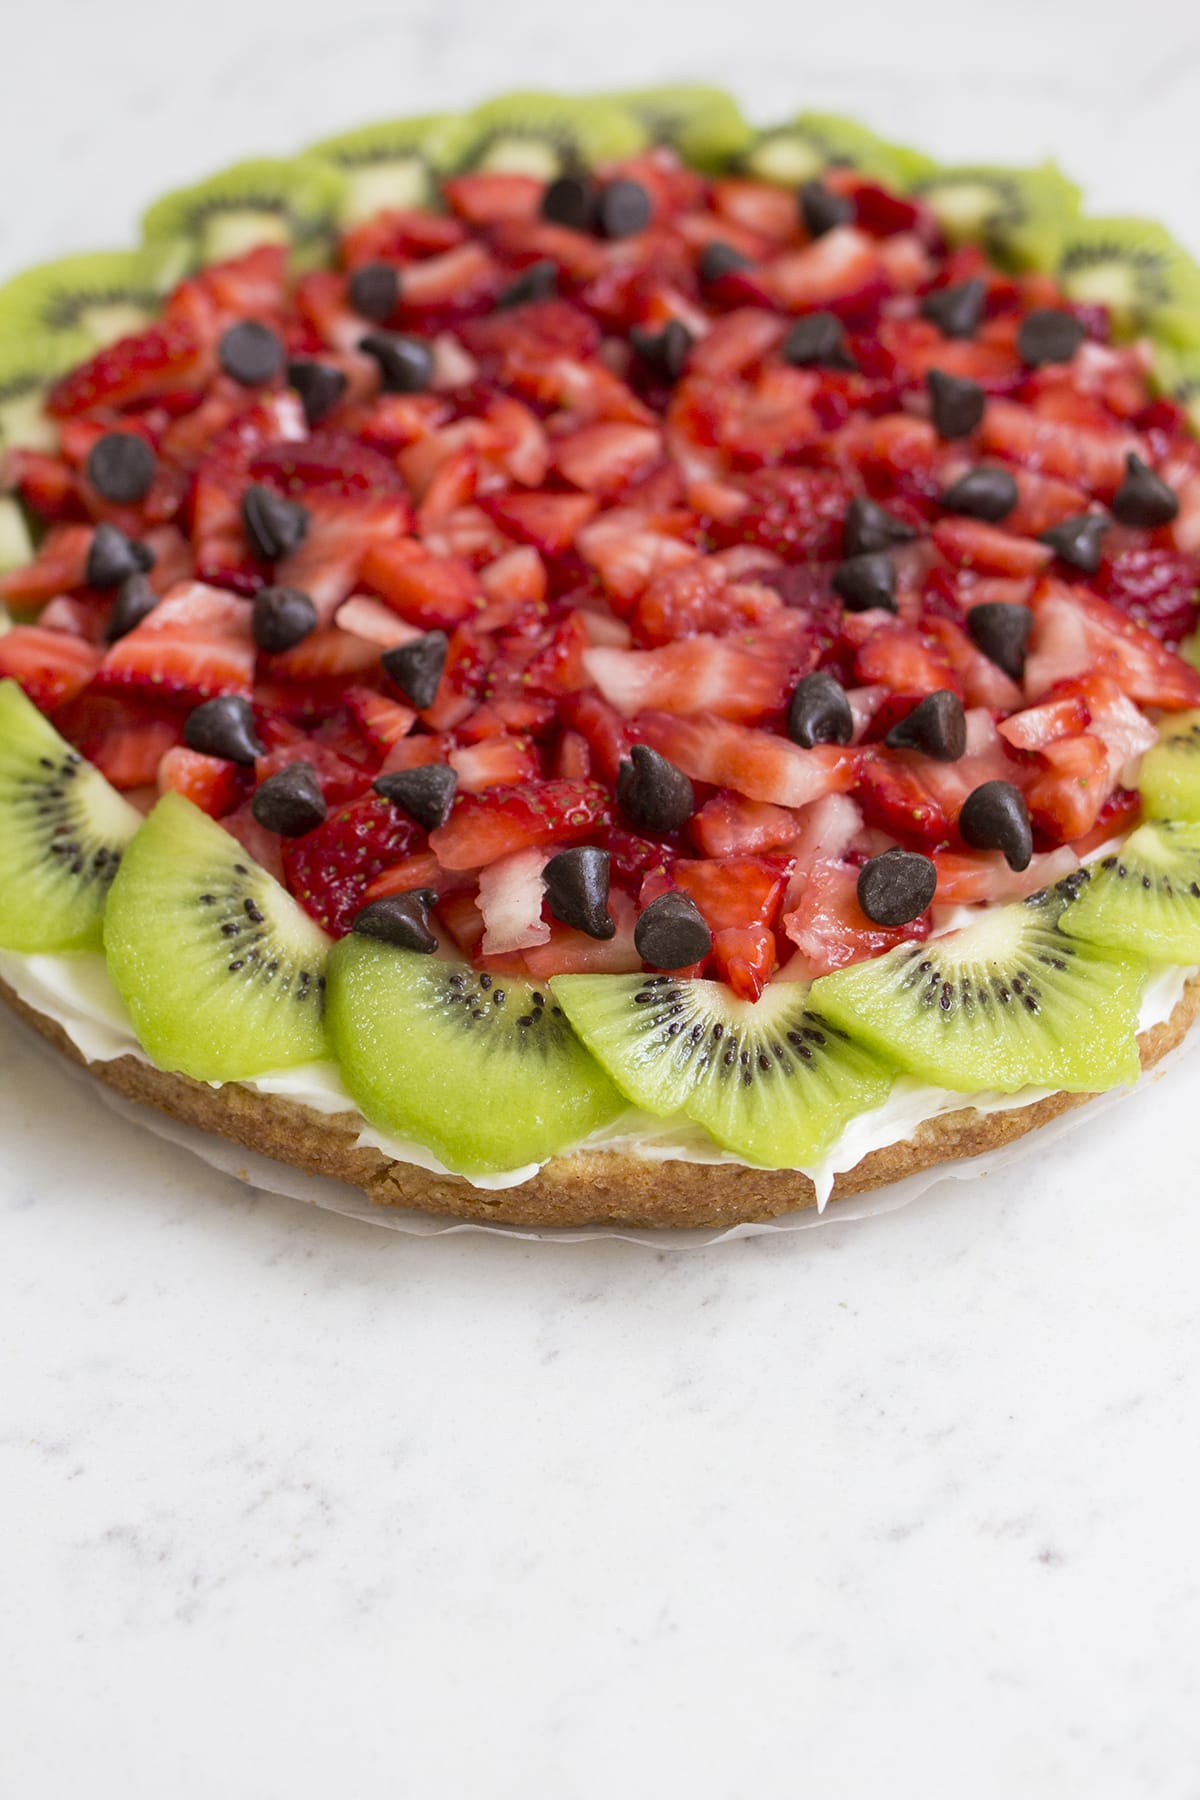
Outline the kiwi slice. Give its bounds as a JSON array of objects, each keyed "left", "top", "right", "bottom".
[
  {"left": 427, "top": 91, "right": 647, "bottom": 179},
  {"left": 0, "top": 679, "right": 141, "bottom": 953},
  {"left": 1053, "top": 216, "right": 1200, "bottom": 344},
  {"left": 911, "top": 161, "right": 1081, "bottom": 271},
  {"left": 104, "top": 792, "right": 330, "bottom": 1080},
  {"left": 308, "top": 114, "right": 470, "bottom": 223},
  {"left": 0, "top": 496, "right": 34, "bottom": 574},
  {"left": 1151, "top": 341, "right": 1200, "bottom": 434},
  {"left": 740, "top": 111, "right": 934, "bottom": 191},
  {"left": 141, "top": 155, "right": 346, "bottom": 270},
  {"left": 1059, "top": 820, "right": 1200, "bottom": 964},
  {"left": 601, "top": 85, "right": 752, "bottom": 172},
  {"left": 0, "top": 243, "right": 187, "bottom": 351},
  {"left": 1138, "top": 711, "right": 1200, "bottom": 822},
  {"left": 326, "top": 936, "right": 625, "bottom": 1175},
  {"left": 812, "top": 888, "right": 1145, "bottom": 1093},
  {"left": 0, "top": 332, "right": 93, "bottom": 450},
  {"left": 552, "top": 972, "right": 893, "bottom": 1169}
]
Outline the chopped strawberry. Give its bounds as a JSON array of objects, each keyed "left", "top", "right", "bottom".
[
  {"left": 449, "top": 735, "right": 540, "bottom": 792},
  {"left": 46, "top": 320, "right": 214, "bottom": 416},
  {"left": 429, "top": 779, "right": 611, "bottom": 871},
  {"left": 480, "top": 490, "right": 599, "bottom": 559},
  {"left": 95, "top": 581, "right": 256, "bottom": 704},
  {"left": 282, "top": 792, "right": 425, "bottom": 936},
  {"left": 360, "top": 541, "right": 481, "bottom": 627},
  {"left": 343, "top": 685, "right": 417, "bottom": 753},
  {"left": 634, "top": 710, "right": 858, "bottom": 808},
  {"left": 0, "top": 628, "right": 100, "bottom": 711},
  {"left": 856, "top": 752, "right": 953, "bottom": 849},
  {"left": 0, "top": 523, "right": 93, "bottom": 606},
  {"left": 932, "top": 516, "right": 1053, "bottom": 578},
  {"left": 853, "top": 621, "right": 961, "bottom": 700},
  {"left": 157, "top": 745, "right": 243, "bottom": 816},
  {"left": 932, "top": 846, "right": 1080, "bottom": 907},
  {"left": 688, "top": 792, "right": 799, "bottom": 857},
  {"left": 583, "top": 634, "right": 803, "bottom": 723},
  {"left": 254, "top": 718, "right": 368, "bottom": 805},
  {"left": 54, "top": 693, "right": 182, "bottom": 789},
  {"left": 782, "top": 858, "right": 931, "bottom": 977},
  {"left": 1025, "top": 732, "right": 1111, "bottom": 843},
  {"left": 673, "top": 856, "right": 789, "bottom": 1000}
]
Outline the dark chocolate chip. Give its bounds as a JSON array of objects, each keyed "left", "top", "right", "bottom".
[
  {"left": 287, "top": 357, "right": 348, "bottom": 427},
  {"left": 218, "top": 319, "right": 285, "bottom": 386},
  {"left": 787, "top": 669, "right": 854, "bottom": 748},
  {"left": 833, "top": 551, "right": 897, "bottom": 613},
  {"left": 348, "top": 261, "right": 401, "bottom": 323},
  {"left": 920, "top": 277, "right": 986, "bottom": 340},
  {"left": 241, "top": 484, "right": 310, "bottom": 561},
  {"left": 630, "top": 319, "right": 694, "bottom": 383},
  {"left": 497, "top": 260, "right": 558, "bottom": 310},
  {"left": 885, "top": 689, "right": 967, "bottom": 761},
  {"left": 183, "top": 695, "right": 263, "bottom": 766},
  {"left": 597, "top": 178, "right": 652, "bottom": 240},
  {"left": 251, "top": 763, "right": 328, "bottom": 836},
  {"left": 781, "top": 310, "right": 857, "bottom": 370},
  {"left": 381, "top": 630, "right": 449, "bottom": 711},
  {"left": 373, "top": 762, "right": 458, "bottom": 831},
  {"left": 856, "top": 848, "right": 937, "bottom": 927},
  {"left": 843, "top": 496, "right": 916, "bottom": 557},
  {"left": 541, "top": 174, "right": 596, "bottom": 233},
  {"left": 616, "top": 743, "right": 695, "bottom": 834},
  {"left": 104, "top": 573, "right": 159, "bottom": 642},
  {"left": 351, "top": 889, "right": 439, "bottom": 954},
  {"left": 130, "top": 538, "right": 156, "bottom": 573},
  {"left": 1039, "top": 511, "right": 1109, "bottom": 575},
  {"left": 798, "top": 180, "right": 855, "bottom": 238},
  {"left": 85, "top": 523, "right": 150, "bottom": 589},
  {"left": 251, "top": 584, "right": 318, "bottom": 653},
  {"left": 1111, "top": 452, "right": 1180, "bottom": 529},
  {"left": 928, "top": 368, "right": 985, "bottom": 440},
  {"left": 941, "top": 465, "right": 1018, "bottom": 522},
  {"left": 1017, "top": 307, "right": 1085, "bottom": 369},
  {"left": 634, "top": 891, "right": 712, "bottom": 969},
  {"left": 698, "top": 241, "right": 752, "bottom": 284},
  {"left": 543, "top": 846, "right": 615, "bottom": 940},
  {"left": 359, "top": 331, "right": 435, "bottom": 394},
  {"left": 85, "top": 431, "right": 156, "bottom": 504},
  {"left": 966, "top": 601, "right": 1034, "bottom": 681},
  {"left": 958, "top": 779, "right": 1033, "bottom": 871}
]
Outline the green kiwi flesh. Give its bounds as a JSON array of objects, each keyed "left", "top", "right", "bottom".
[
  {"left": 0, "top": 244, "right": 188, "bottom": 350},
  {"left": 103, "top": 791, "right": 331, "bottom": 1080},
  {"left": 1059, "top": 821, "right": 1200, "bottom": 964},
  {"left": 0, "top": 679, "right": 141, "bottom": 952},
  {"left": 326, "top": 936, "right": 625, "bottom": 1176},
  {"left": 551, "top": 972, "right": 893, "bottom": 1168},
  {"left": 601, "top": 85, "right": 752, "bottom": 172},
  {"left": 740, "top": 111, "right": 934, "bottom": 190},
  {"left": 1054, "top": 216, "right": 1200, "bottom": 343},
  {"left": 308, "top": 115, "right": 466, "bottom": 223},
  {"left": 429, "top": 91, "right": 647, "bottom": 178},
  {"left": 0, "top": 332, "right": 93, "bottom": 449},
  {"left": 1138, "top": 711, "right": 1200, "bottom": 821},
  {"left": 911, "top": 161, "right": 1081, "bottom": 271},
  {"left": 0, "top": 497, "right": 34, "bottom": 574},
  {"left": 811, "top": 888, "right": 1145, "bottom": 1093},
  {"left": 141, "top": 156, "right": 346, "bottom": 269}
]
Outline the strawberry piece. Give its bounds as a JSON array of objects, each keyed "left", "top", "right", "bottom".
[
  {"left": 341, "top": 208, "right": 467, "bottom": 267},
  {"left": 5, "top": 448, "right": 80, "bottom": 520},
  {"left": 1095, "top": 546, "right": 1200, "bottom": 647},
  {"left": 480, "top": 491, "right": 599, "bottom": 558},
  {"left": 360, "top": 541, "right": 481, "bottom": 627},
  {"left": 673, "top": 857, "right": 789, "bottom": 1000},
  {"left": 631, "top": 559, "right": 780, "bottom": 648},
  {"left": 782, "top": 858, "right": 931, "bottom": 977},
  {"left": 54, "top": 693, "right": 182, "bottom": 789},
  {"left": 554, "top": 422, "right": 663, "bottom": 498},
  {"left": 708, "top": 464, "right": 853, "bottom": 562},
  {"left": 0, "top": 627, "right": 100, "bottom": 711},
  {"left": 428, "top": 779, "right": 611, "bottom": 871},
  {"left": 688, "top": 792, "right": 799, "bottom": 857},
  {"left": 1025, "top": 733, "right": 1111, "bottom": 843},
  {"left": 95, "top": 581, "right": 256, "bottom": 704},
  {"left": 449, "top": 735, "right": 540, "bottom": 793},
  {"left": 261, "top": 625, "right": 385, "bottom": 683},
  {"left": 343, "top": 685, "right": 417, "bottom": 753},
  {"left": 282, "top": 792, "right": 425, "bottom": 936},
  {"left": 47, "top": 321, "right": 212, "bottom": 416},
  {"left": 999, "top": 685, "right": 1092, "bottom": 751},
  {"left": 583, "top": 635, "right": 801, "bottom": 723},
  {"left": 931, "top": 846, "right": 1080, "bottom": 907},
  {"left": 157, "top": 745, "right": 242, "bottom": 816},
  {"left": 932, "top": 516, "right": 1053, "bottom": 578},
  {"left": 634, "top": 710, "right": 858, "bottom": 807},
  {"left": 978, "top": 398, "right": 1137, "bottom": 492},
  {"left": 249, "top": 431, "right": 409, "bottom": 503},
  {"left": 443, "top": 172, "right": 543, "bottom": 225},
  {"left": 763, "top": 228, "right": 884, "bottom": 311},
  {"left": 254, "top": 718, "right": 369, "bottom": 805},
  {"left": 856, "top": 752, "right": 953, "bottom": 848},
  {"left": 853, "top": 622, "right": 961, "bottom": 700},
  {"left": 0, "top": 523, "right": 92, "bottom": 606},
  {"left": 1028, "top": 579, "right": 1200, "bottom": 711}
]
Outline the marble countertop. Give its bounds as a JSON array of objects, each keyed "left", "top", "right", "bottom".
[{"left": 4, "top": 2, "right": 1200, "bottom": 1793}]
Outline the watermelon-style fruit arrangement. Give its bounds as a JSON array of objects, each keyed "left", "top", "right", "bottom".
[{"left": 3, "top": 86, "right": 1200, "bottom": 1179}]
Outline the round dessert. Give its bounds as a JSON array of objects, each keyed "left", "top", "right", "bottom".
[{"left": 2, "top": 87, "right": 1200, "bottom": 1229}]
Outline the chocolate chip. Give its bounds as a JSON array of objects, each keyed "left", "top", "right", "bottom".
[
  {"left": 252, "top": 585, "right": 318, "bottom": 653},
  {"left": 85, "top": 523, "right": 151, "bottom": 589},
  {"left": 597, "top": 178, "right": 652, "bottom": 239},
  {"left": 497, "top": 260, "right": 558, "bottom": 310},
  {"left": 920, "top": 277, "right": 986, "bottom": 339},
  {"left": 543, "top": 846, "right": 615, "bottom": 940},
  {"left": 381, "top": 630, "right": 448, "bottom": 711},
  {"left": 833, "top": 551, "right": 897, "bottom": 613},
  {"left": 798, "top": 180, "right": 855, "bottom": 238},
  {"left": 104, "top": 573, "right": 159, "bottom": 642},
  {"left": 251, "top": 763, "right": 328, "bottom": 836},
  {"left": 856, "top": 848, "right": 937, "bottom": 926},
  {"left": 843, "top": 496, "right": 916, "bottom": 557},
  {"left": 218, "top": 319, "right": 285, "bottom": 386},
  {"left": 630, "top": 319, "right": 694, "bottom": 383},
  {"left": 1017, "top": 307, "right": 1085, "bottom": 368},
  {"left": 966, "top": 601, "right": 1034, "bottom": 681},
  {"left": 541, "top": 174, "right": 596, "bottom": 232},
  {"left": 85, "top": 431, "right": 156, "bottom": 504},
  {"left": 787, "top": 670, "right": 854, "bottom": 748},
  {"left": 373, "top": 762, "right": 458, "bottom": 831},
  {"left": 287, "top": 358, "right": 348, "bottom": 427},
  {"left": 885, "top": 689, "right": 967, "bottom": 761},
  {"left": 634, "top": 891, "right": 712, "bottom": 969},
  {"left": 941, "top": 465, "right": 1018, "bottom": 522},
  {"left": 348, "top": 261, "right": 401, "bottom": 322},
  {"left": 617, "top": 744, "right": 694, "bottom": 834},
  {"left": 698, "top": 241, "right": 752, "bottom": 284},
  {"left": 781, "top": 311, "right": 856, "bottom": 370},
  {"left": 241, "top": 484, "right": 309, "bottom": 561},
  {"left": 359, "top": 331, "right": 435, "bottom": 394},
  {"left": 183, "top": 695, "right": 263, "bottom": 765},
  {"left": 351, "top": 889, "right": 439, "bottom": 954},
  {"left": 1112, "top": 453, "right": 1179, "bottom": 529},
  {"left": 1039, "top": 511, "right": 1109, "bottom": 575},
  {"left": 958, "top": 780, "right": 1033, "bottom": 871},
  {"left": 928, "top": 368, "right": 985, "bottom": 440}
]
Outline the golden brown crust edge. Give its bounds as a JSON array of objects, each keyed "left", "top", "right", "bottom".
[{"left": 4, "top": 971, "right": 1199, "bottom": 1230}]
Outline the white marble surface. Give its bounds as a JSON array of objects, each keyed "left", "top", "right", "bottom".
[{"left": 4, "top": 3, "right": 1200, "bottom": 1793}]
